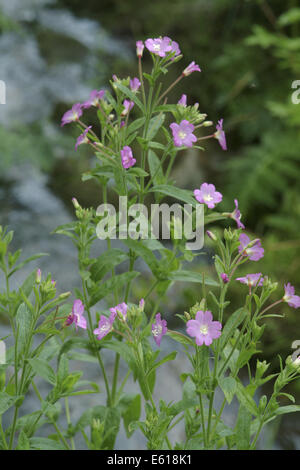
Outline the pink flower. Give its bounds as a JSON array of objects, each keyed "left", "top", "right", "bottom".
[
  {"left": 130, "top": 77, "right": 141, "bottom": 92},
  {"left": 230, "top": 199, "right": 245, "bottom": 229},
  {"left": 214, "top": 119, "right": 227, "bottom": 151},
  {"left": 238, "top": 233, "right": 264, "bottom": 261},
  {"left": 145, "top": 37, "right": 173, "bottom": 57},
  {"left": 170, "top": 120, "right": 197, "bottom": 147},
  {"left": 121, "top": 99, "right": 134, "bottom": 116},
  {"left": 283, "top": 283, "right": 300, "bottom": 309},
  {"left": 75, "top": 126, "right": 92, "bottom": 151},
  {"left": 194, "top": 183, "right": 223, "bottom": 209},
  {"left": 94, "top": 313, "right": 115, "bottom": 340},
  {"left": 167, "top": 37, "right": 181, "bottom": 58},
  {"left": 177, "top": 94, "right": 187, "bottom": 106},
  {"left": 186, "top": 310, "right": 222, "bottom": 346},
  {"left": 221, "top": 273, "right": 229, "bottom": 284},
  {"left": 110, "top": 302, "right": 128, "bottom": 320},
  {"left": 236, "top": 273, "right": 265, "bottom": 287},
  {"left": 61, "top": 103, "right": 82, "bottom": 126},
  {"left": 139, "top": 298, "right": 145, "bottom": 310},
  {"left": 152, "top": 313, "right": 167, "bottom": 347},
  {"left": 182, "top": 61, "right": 201, "bottom": 76},
  {"left": 82, "top": 89, "right": 105, "bottom": 109},
  {"left": 66, "top": 299, "right": 87, "bottom": 330},
  {"left": 121, "top": 146, "right": 136, "bottom": 169},
  {"left": 136, "top": 40, "right": 144, "bottom": 58}
]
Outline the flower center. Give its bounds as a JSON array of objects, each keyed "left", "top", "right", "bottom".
[
  {"left": 204, "top": 194, "right": 213, "bottom": 202},
  {"left": 178, "top": 131, "right": 186, "bottom": 140},
  {"left": 153, "top": 325, "right": 162, "bottom": 337},
  {"left": 153, "top": 43, "right": 161, "bottom": 51},
  {"left": 101, "top": 323, "right": 111, "bottom": 332},
  {"left": 199, "top": 324, "right": 208, "bottom": 335}
]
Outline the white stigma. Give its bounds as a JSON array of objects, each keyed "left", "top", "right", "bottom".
[{"left": 199, "top": 324, "right": 208, "bottom": 335}]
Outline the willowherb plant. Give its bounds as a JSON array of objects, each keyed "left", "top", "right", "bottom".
[{"left": 0, "top": 36, "right": 300, "bottom": 451}]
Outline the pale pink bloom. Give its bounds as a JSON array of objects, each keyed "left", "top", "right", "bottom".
[
  {"left": 194, "top": 183, "right": 223, "bottom": 209},
  {"left": 186, "top": 310, "right": 222, "bottom": 346}
]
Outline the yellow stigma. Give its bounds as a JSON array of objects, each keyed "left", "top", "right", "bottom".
[{"left": 178, "top": 131, "right": 186, "bottom": 139}]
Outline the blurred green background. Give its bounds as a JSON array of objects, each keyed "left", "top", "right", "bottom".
[{"left": 0, "top": 0, "right": 299, "bottom": 448}]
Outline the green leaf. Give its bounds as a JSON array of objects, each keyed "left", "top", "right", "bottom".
[
  {"left": 147, "top": 351, "right": 177, "bottom": 376},
  {"left": 119, "top": 394, "right": 141, "bottom": 438},
  {"left": 235, "top": 382, "right": 258, "bottom": 416},
  {"left": 219, "top": 308, "right": 247, "bottom": 349},
  {"left": 218, "top": 376, "right": 237, "bottom": 404},
  {"left": 16, "top": 430, "right": 30, "bottom": 450},
  {"left": 235, "top": 405, "right": 252, "bottom": 450},
  {"left": 90, "top": 249, "right": 128, "bottom": 282},
  {"left": 146, "top": 113, "right": 165, "bottom": 140},
  {"left": 273, "top": 405, "right": 300, "bottom": 416},
  {"left": 89, "top": 271, "right": 140, "bottom": 307},
  {"left": 167, "top": 330, "right": 194, "bottom": 347},
  {"left": 28, "top": 358, "right": 56, "bottom": 386},
  {"left": 0, "top": 392, "right": 20, "bottom": 414},
  {"left": 127, "top": 117, "right": 146, "bottom": 135},
  {"left": 127, "top": 167, "right": 149, "bottom": 177},
  {"left": 113, "top": 82, "right": 144, "bottom": 112},
  {"left": 30, "top": 437, "right": 65, "bottom": 450},
  {"left": 122, "top": 239, "right": 159, "bottom": 275},
  {"left": 8, "top": 253, "right": 48, "bottom": 277},
  {"left": 166, "top": 270, "right": 218, "bottom": 286},
  {"left": 148, "top": 150, "right": 164, "bottom": 185},
  {"left": 150, "top": 184, "right": 197, "bottom": 206},
  {"left": 16, "top": 303, "right": 33, "bottom": 358}
]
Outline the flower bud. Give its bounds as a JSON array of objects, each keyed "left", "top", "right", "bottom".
[
  {"left": 36, "top": 268, "right": 42, "bottom": 284},
  {"left": 136, "top": 40, "right": 144, "bottom": 58},
  {"left": 206, "top": 230, "right": 217, "bottom": 241},
  {"left": 221, "top": 273, "right": 229, "bottom": 284}
]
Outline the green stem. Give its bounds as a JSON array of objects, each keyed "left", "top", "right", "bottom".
[{"left": 65, "top": 397, "right": 75, "bottom": 450}]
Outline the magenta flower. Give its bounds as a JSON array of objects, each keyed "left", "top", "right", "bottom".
[
  {"left": 121, "top": 99, "right": 134, "bottom": 116},
  {"left": 236, "top": 273, "right": 265, "bottom": 287},
  {"left": 110, "top": 302, "right": 128, "bottom": 320},
  {"left": 186, "top": 310, "right": 222, "bottom": 346},
  {"left": 94, "top": 314, "right": 115, "bottom": 340},
  {"left": 230, "top": 199, "right": 245, "bottom": 229},
  {"left": 238, "top": 233, "right": 264, "bottom": 261},
  {"left": 170, "top": 120, "right": 197, "bottom": 147},
  {"left": 182, "top": 61, "right": 201, "bottom": 77},
  {"left": 121, "top": 146, "right": 136, "bottom": 169},
  {"left": 66, "top": 299, "right": 87, "bottom": 330},
  {"left": 82, "top": 89, "right": 105, "bottom": 109},
  {"left": 283, "top": 283, "right": 300, "bottom": 309},
  {"left": 152, "top": 313, "right": 167, "bottom": 347},
  {"left": 194, "top": 183, "right": 223, "bottom": 209},
  {"left": 177, "top": 94, "right": 187, "bottom": 106},
  {"left": 61, "top": 103, "right": 82, "bottom": 127},
  {"left": 139, "top": 298, "right": 145, "bottom": 310},
  {"left": 214, "top": 119, "right": 227, "bottom": 151},
  {"left": 145, "top": 37, "right": 172, "bottom": 57},
  {"left": 130, "top": 77, "right": 141, "bottom": 92},
  {"left": 221, "top": 273, "right": 229, "bottom": 284},
  {"left": 75, "top": 126, "right": 92, "bottom": 151},
  {"left": 136, "top": 40, "right": 144, "bottom": 58}
]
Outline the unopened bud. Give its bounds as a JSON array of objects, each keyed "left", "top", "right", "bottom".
[{"left": 206, "top": 230, "right": 217, "bottom": 241}]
